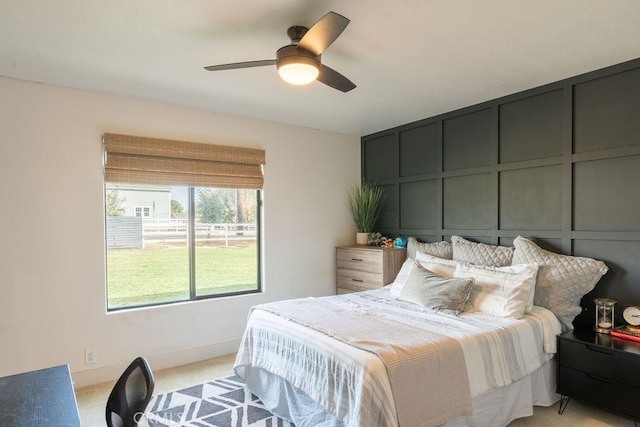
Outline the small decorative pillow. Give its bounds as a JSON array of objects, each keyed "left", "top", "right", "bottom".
[
  {"left": 398, "top": 261, "right": 474, "bottom": 315},
  {"left": 407, "top": 237, "right": 453, "bottom": 260},
  {"left": 390, "top": 253, "right": 457, "bottom": 297},
  {"left": 453, "top": 262, "right": 539, "bottom": 319},
  {"left": 451, "top": 236, "right": 514, "bottom": 267},
  {"left": 512, "top": 236, "right": 609, "bottom": 331},
  {"left": 416, "top": 252, "right": 458, "bottom": 278}
]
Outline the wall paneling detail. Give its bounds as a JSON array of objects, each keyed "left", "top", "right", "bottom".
[{"left": 362, "top": 58, "right": 640, "bottom": 322}]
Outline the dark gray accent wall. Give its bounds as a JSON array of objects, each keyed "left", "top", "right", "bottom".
[{"left": 362, "top": 58, "right": 640, "bottom": 327}]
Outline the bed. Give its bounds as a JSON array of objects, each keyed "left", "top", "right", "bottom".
[{"left": 234, "top": 236, "right": 608, "bottom": 427}]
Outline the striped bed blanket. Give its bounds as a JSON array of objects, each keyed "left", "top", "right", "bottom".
[{"left": 235, "top": 289, "right": 561, "bottom": 427}]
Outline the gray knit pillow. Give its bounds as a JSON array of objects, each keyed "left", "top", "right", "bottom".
[
  {"left": 398, "top": 262, "right": 474, "bottom": 315},
  {"left": 407, "top": 237, "right": 453, "bottom": 260},
  {"left": 512, "top": 236, "right": 608, "bottom": 331},
  {"left": 451, "top": 236, "right": 514, "bottom": 267}
]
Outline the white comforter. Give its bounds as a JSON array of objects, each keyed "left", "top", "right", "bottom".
[{"left": 234, "top": 288, "right": 562, "bottom": 427}]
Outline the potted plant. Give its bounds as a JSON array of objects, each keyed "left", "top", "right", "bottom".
[{"left": 346, "top": 182, "right": 385, "bottom": 245}]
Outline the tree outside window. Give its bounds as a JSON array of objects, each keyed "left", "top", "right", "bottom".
[{"left": 105, "top": 185, "right": 260, "bottom": 310}]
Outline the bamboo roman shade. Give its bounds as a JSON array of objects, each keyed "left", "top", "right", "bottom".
[{"left": 103, "top": 133, "right": 265, "bottom": 189}]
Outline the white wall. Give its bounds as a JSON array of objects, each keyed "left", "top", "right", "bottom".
[{"left": 0, "top": 77, "right": 360, "bottom": 387}]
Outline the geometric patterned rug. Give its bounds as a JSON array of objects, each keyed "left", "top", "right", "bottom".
[{"left": 145, "top": 374, "right": 294, "bottom": 426}]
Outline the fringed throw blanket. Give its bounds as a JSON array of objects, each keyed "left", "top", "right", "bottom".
[{"left": 252, "top": 296, "right": 472, "bottom": 427}]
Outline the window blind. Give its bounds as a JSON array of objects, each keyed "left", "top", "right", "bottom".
[{"left": 103, "top": 133, "right": 265, "bottom": 189}]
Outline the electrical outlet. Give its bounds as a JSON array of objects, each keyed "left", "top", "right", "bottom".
[{"left": 85, "top": 349, "right": 97, "bottom": 365}]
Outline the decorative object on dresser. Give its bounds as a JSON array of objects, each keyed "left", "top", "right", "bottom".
[
  {"left": 623, "top": 305, "right": 640, "bottom": 330},
  {"left": 610, "top": 305, "right": 640, "bottom": 343},
  {"left": 393, "top": 235, "right": 407, "bottom": 248},
  {"left": 557, "top": 328, "right": 640, "bottom": 420},
  {"left": 345, "top": 182, "right": 385, "bottom": 245},
  {"left": 336, "top": 246, "right": 405, "bottom": 294},
  {"left": 368, "top": 231, "right": 386, "bottom": 247},
  {"left": 611, "top": 326, "right": 640, "bottom": 343},
  {"left": 593, "top": 298, "right": 617, "bottom": 334}
]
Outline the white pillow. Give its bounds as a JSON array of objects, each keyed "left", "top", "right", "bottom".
[
  {"left": 390, "top": 257, "right": 416, "bottom": 298},
  {"left": 416, "top": 252, "right": 458, "bottom": 278},
  {"left": 453, "top": 262, "right": 539, "bottom": 319}
]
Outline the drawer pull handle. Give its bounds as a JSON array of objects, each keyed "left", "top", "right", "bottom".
[
  {"left": 586, "top": 373, "right": 615, "bottom": 385},
  {"left": 351, "top": 258, "right": 363, "bottom": 262},
  {"left": 586, "top": 345, "right": 613, "bottom": 356},
  {"left": 352, "top": 279, "right": 363, "bottom": 283}
]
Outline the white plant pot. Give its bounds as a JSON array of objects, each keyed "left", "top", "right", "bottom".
[{"left": 356, "top": 232, "right": 369, "bottom": 246}]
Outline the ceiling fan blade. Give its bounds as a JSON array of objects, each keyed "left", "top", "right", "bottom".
[
  {"left": 317, "top": 64, "right": 356, "bottom": 92},
  {"left": 298, "top": 11, "right": 350, "bottom": 56},
  {"left": 204, "top": 60, "right": 276, "bottom": 71}
]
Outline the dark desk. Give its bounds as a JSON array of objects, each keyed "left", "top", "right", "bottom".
[{"left": 0, "top": 364, "right": 81, "bottom": 426}]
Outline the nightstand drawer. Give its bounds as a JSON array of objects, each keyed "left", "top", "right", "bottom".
[
  {"left": 336, "top": 248, "right": 383, "bottom": 273},
  {"left": 559, "top": 338, "right": 640, "bottom": 387},
  {"left": 558, "top": 366, "right": 640, "bottom": 419},
  {"left": 337, "top": 268, "right": 383, "bottom": 291}
]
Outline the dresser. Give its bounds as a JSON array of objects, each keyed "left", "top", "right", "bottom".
[
  {"left": 336, "top": 246, "right": 406, "bottom": 294},
  {"left": 557, "top": 328, "right": 640, "bottom": 420}
]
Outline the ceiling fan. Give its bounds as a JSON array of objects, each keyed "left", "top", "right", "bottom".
[{"left": 204, "top": 11, "right": 356, "bottom": 93}]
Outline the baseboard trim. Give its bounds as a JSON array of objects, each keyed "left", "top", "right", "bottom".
[{"left": 71, "top": 339, "right": 240, "bottom": 388}]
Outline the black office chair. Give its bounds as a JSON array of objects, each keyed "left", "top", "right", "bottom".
[{"left": 106, "top": 356, "right": 155, "bottom": 427}]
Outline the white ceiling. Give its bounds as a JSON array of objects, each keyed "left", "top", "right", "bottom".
[{"left": 2, "top": 1, "right": 640, "bottom": 136}]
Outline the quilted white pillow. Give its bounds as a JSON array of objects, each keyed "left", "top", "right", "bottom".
[
  {"left": 416, "top": 252, "right": 458, "bottom": 278},
  {"left": 451, "top": 236, "right": 514, "bottom": 267},
  {"left": 407, "top": 237, "right": 453, "bottom": 260},
  {"left": 512, "top": 236, "right": 609, "bottom": 330},
  {"left": 453, "top": 262, "right": 539, "bottom": 319}
]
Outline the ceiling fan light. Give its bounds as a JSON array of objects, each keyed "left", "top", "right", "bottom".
[
  {"left": 277, "top": 56, "right": 320, "bottom": 85},
  {"left": 278, "top": 63, "right": 319, "bottom": 85}
]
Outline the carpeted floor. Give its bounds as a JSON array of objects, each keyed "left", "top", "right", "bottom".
[{"left": 75, "top": 352, "right": 635, "bottom": 426}]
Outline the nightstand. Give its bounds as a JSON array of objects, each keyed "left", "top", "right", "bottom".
[
  {"left": 336, "top": 246, "right": 406, "bottom": 294},
  {"left": 557, "top": 328, "right": 640, "bottom": 420}
]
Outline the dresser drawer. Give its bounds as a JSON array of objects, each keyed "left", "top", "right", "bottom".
[
  {"left": 337, "top": 268, "right": 384, "bottom": 292},
  {"left": 335, "top": 246, "right": 406, "bottom": 295},
  {"left": 558, "top": 366, "right": 640, "bottom": 419},
  {"left": 559, "top": 338, "right": 640, "bottom": 388},
  {"left": 336, "top": 248, "right": 383, "bottom": 273}
]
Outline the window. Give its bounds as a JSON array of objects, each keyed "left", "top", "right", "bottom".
[
  {"left": 102, "top": 133, "right": 265, "bottom": 310},
  {"left": 134, "top": 206, "right": 151, "bottom": 218},
  {"left": 105, "top": 185, "right": 260, "bottom": 309}
]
